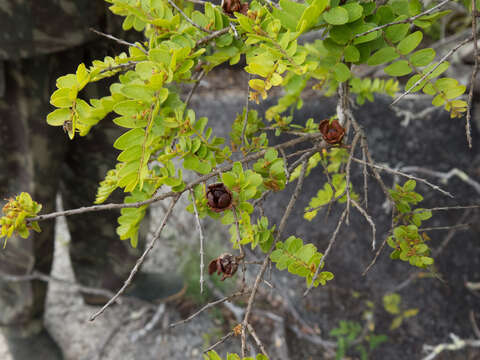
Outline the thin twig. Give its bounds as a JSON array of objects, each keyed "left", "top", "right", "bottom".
[
  {"left": 129, "top": 303, "right": 166, "bottom": 342},
  {"left": 279, "top": 147, "right": 290, "bottom": 183},
  {"left": 470, "top": 311, "right": 480, "bottom": 339},
  {"left": 352, "top": 158, "right": 454, "bottom": 198},
  {"left": 232, "top": 207, "right": 246, "bottom": 286},
  {"left": 89, "top": 28, "right": 147, "bottom": 54},
  {"left": 304, "top": 208, "right": 347, "bottom": 296},
  {"left": 345, "top": 132, "right": 361, "bottom": 224},
  {"left": 349, "top": 113, "right": 392, "bottom": 200},
  {"left": 351, "top": 199, "right": 376, "bottom": 250},
  {"left": 196, "top": 27, "right": 230, "bottom": 47},
  {"left": 0, "top": 270, "right": 118, "bottom": 304},
  {"left": 401, "top": 166, "right": 480, "bottom": 195},
  {"left": 241, "top": 75, "right": 251, "bottom": 150},
  {"left": 412, "top": 205, "right": 480, "bottom": 213},
  {"left": 190, "top": 189, "right": 205, "bottom": 294},
  {"left": 466, "top": 0, "right": 478, "bottom": 148},
  {"left": 418, "top": 223, "right": 470, "bottom": 232},
  {"left": 362, "top": 147, "right": 368, "bottom": 210},
  {"left": 362, "top": 236, "right": 389, "bottom": 276},
  {"left": 96, "top": 316, "right": 131, "bottom": 360},
  {"left": 203, "top": 331, "right": 235, "bottom": 353},
  {"left": 354, "top": 0, "right": 451, "bottom": 39},
  {"left": 422, "top": 333, "right": 480, "bottom": 360},
  {"left": 89, "top": 196, "right": 180, "bottom": 321},
  {"left": 391, "top": 36, "right": 472, "bottom": 106},
  {"left": 276, "top": 160, "right": 309, "bottom": 240},
  {"left": 185, "top": 69, "right": 206, "bottom": 108},
  {"left": 169, "top": 289, "right": 248, "bottom": 328},
  {"left": 247, "top": 323, "right": 270, "bottom": 358},
  {"left": 241, "top": 160, "right": 309, "bottom": 357},
  {"left": 99, "top": 61, "right": 138, "bottom": 74},
  {"left": 167, "top": 0, "right": 213, "bottom": 33}
]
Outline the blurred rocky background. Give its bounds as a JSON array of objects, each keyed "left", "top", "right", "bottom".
[{"left": 1, "top": 64, "right": 480, "bottom": 360}]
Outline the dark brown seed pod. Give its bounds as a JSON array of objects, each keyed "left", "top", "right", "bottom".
[
  {"left": 318, "top": 119, "right": 346, "bottom": 145},
  {"left": 206, "top": 183, "right": 233, "bottom": 212},
  {"left": 222, "top": 0, "right": 249, "bottom": 16},
  {"left": 208, "top": 253, "right": 238, "bottom": 281}
]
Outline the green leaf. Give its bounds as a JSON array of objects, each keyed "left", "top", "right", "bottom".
[
  {"left": 221, "top": 172, "right": 236, "bottom": 188},
  {"left": 76, "top": 63, "right": 90, "bottom": 89},
  {"left": 56, "top": 74, "right": 77, "bottom": 89},
  {"left": 409, "top": 0, "right": 422, "bottom": 16},
  {"left": 113, "top": 100, "right": 145, "bottom": 116},
  {"left": 344, "top": 45, "right": 360, "bottom": 62},
  {"left": 421, "top": 256, "right": 434, "bottom": 265},
  {"left": 391, "top": 0, "right": 409, "bottom": 16},
  {"left": 50, "top": 88, "right": 74, "bottom": 108},
  {"left": 323, "top": 7, "right": 349, "bottom": 25},
  {"left": 424, "top": 61, "right": 450, "bottom": 79},
  {"left": 118, "top": 145, "right": 143, "bottom": 162},
  {"left": 353, "top": 23, "right": 379, "bottom": 44},
  {"left": 383, "top": 293, "right": 401, "bottom": 314},
  {"left": 403, "top": 179, "right": 416, "bottom": 191},
  {"left": 397, "top": 31, "right": 423, "bottom": 55},
  {"left": 343, "top": 3, "right": 363, "bottom": 22},
  {"left": 403, "top": 308, "right": 419, "bottom": 318},
  {"left": 330, "top": 25, "right": 353, "bottom": 45},
  {"left": 296, "top": 244, "right": 316, "bottom": 263},
  {"left": 183, "top": 155, "right": 200, "bottom": 171},
  {"left": 333, "top": 63, "right": 351, "bottom": 82},
  {"left": 385, "top": 22, "right": 409, "bottom": 43},
  {"left": 297, "top": 0, "right": 328, "bottom": 33},
  {"left": 113, "top": 128, "right": 145, "bottom": 150},
  {"left": 410, "top": 48, "right": 436, "bottom": 67},
  {"left": 384, "top": 60, "right": 412, "bottom": 76},
  {"left": 367, "top": 47, "right": 399, "bottom": 66},
  {"left": 47, "top": 108, "right": 71, "bottom": 126},
  {"left": 390, "top": 316, "right": 403, "bottom": 330},
  {"left": 405, "top": 74, "right": 426, "bottom": 92},
  {"left": 285, "top": 236, "right": 303, "bottom": 253},
  {"left": 274, "top": 0, "right": 307, "bottom": 31},
  {"left": 121, "top": 84, "right": 155, "bottom": 101}
]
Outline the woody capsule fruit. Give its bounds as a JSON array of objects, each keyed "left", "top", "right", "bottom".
[
  {"left": 208, "top": 253, "right": 238, "bottom": 281},
  {"left": 319, "top": 119, "right": 346, "bottom": 145},
  {"left": 222, "top": 0, "right": 249, "bottom": 16},
  {"left": 206, "top": 183, "right": 233, "bottom": 212}
]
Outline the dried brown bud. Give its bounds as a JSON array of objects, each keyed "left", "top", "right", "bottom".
[
  {"left": 222, "top": 0, "right": 249, "bottom": 16},
  {"left": 208, "top": 253, "right": 238, "bottom": 281},
  {"left": 319, "top": 119, "right": 346, "bottom": 145},
  {"left": 206, "top": 183, "right": 233, "bottom": 212}
]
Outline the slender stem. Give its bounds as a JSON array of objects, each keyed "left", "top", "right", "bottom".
[
  {"left": 304, "top": 208, "right": 347, "bottom": 296},
  {"left": 167, "top": 0, "right": 213, "bottom": 34},
  {"left": 169, "top": 289, "right": 248, "bottom": 328},
  {"left": 247, "top": 323, "right": 270, "bottom": 358},
  {"left": 89, "top": 28, "right": 147, "bottom": 54},
  {"left": 354, "top": 0, "right": 451, "bottom": 39},
  {"left": 196, "top": 28, "right": 230, "bottom": 47},
  {"left": 190, "top": 189, "right": 205, "bottom": 293},
  {"left": 466, "top": 0, "right": 478, "bottom": 148},
  {"left": 351, "top": 158, "right": 453, "bottom": 198},
  {"left": 89, "top": 195, "right": 180, "bottom": 321},
  {"left": 391, "top": 36, "right": 472, "bottom": 106},
  {"left": 185, "top": 69, "right": 206, "bottom": 108},
  {"left": 203, "top": 331, "right": 235, "bottom": 353},
  {"left": 241, "top": 160, "right": 308, "bottom": 357}
]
